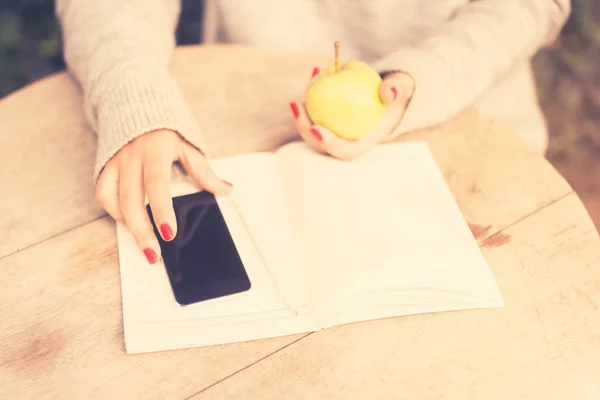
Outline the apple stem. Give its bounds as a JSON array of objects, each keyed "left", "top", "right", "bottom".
[{"left": 334, "top": 41, "right": 340, "bottom": 73}]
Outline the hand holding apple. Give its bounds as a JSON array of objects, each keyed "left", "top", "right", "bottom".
[{"left": 290, "top": 41, "right": 415, "bottom": 160}]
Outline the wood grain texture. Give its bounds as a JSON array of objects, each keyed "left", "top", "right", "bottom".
[
  {"left": 0, "top": 44, "right": 576, "bottom": 259},
  {"left": 0, "top": 75, "right": 104, "bottom": 258},
  {"left": 172, "top": 46, "right": 577, "bottom": 244},
  {"left": 193, "top": 193, "right": 600, "bottom": 400},
  {"left": 0, "top": 45, "right": 329, "bottom": 259},
  {"left": 1, "top": 44, "right": 599, "bottom": 399},
  {"left": 0, "top": 216, "right": 307, "bottom": 400}
]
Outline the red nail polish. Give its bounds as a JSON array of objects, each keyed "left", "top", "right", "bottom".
[
  {"left": 160, "top": 224, "right": 174, "bottom": 241},
  {"left": 289, "top": 102, "right": 299, "bottom": 119},
  {"left": 222, "top": 180, "right": 233, "bottom": 187},
  {"left": 311, "top": 128, "right": 323, "bottom": 142},
  {"left": 311, "top": 67, "right": 320, "bottom": 78},
  {"left": 143, "top": 248, "right": 158, "bottom": 264},
  {"left": 391, "top": 86, "right": 398, "bottom": 101}
]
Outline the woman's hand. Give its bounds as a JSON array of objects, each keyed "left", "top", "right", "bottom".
[
  {"left": 290, "top": 69, "right": 415, "bottom": 160},
  {"left": 95, "top": 129, "right": 232, "bottom": 264}
]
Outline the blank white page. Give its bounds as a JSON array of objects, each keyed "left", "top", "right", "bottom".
[
  {"left": 117, "top": 153, "right": 316, "bottom": 354},
  {"left": 275, "top": 141, "right": 503, "bottom": 326}
]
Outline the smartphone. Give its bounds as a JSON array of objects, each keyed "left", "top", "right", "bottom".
[{"left": 147, "top": 190, "right": 251, "bottom": 306}]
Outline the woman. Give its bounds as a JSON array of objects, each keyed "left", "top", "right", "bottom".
[{"left": 55, "top": 0, "right": 570, "bottom": 264}]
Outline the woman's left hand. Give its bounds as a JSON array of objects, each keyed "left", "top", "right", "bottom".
[{"left": 290, "top": 69, "right": 415, "bottom": 161}]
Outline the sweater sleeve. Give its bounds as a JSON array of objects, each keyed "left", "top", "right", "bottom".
[
  {"left": 55, "top": 0, "right": 206, "bottom": 183},
  {"left": 372, "top": 0, "right": 570, "bottom": 136}
]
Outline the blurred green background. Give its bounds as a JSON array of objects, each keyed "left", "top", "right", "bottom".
[{"left": 1, "top": 0, "right": 599, "bottom": 224}]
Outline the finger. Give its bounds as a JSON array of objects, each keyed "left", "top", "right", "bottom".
[
  {"left": 380, "top": 79, "right": 399, "bottom": 105},
  {"left": 290, "top": 101, "right": 326, "bottom": 154},
  {"left": 294, "top": 96, "right": 381, "bottom": 160},
  {"left": 119, "top": 156, "right": 162, "bottom": 265},
  {"left": 379, "top": 72, "right": 415, "bottom": 107},
  {"left": 179, "top": 143, "right": 233, "bottom": 196},
  {"left": 143, "top": 143, "right": 177, "bottom": 242},
  {"left": 308, "top": 124, "right": 373, "bottom": 161},
  {"left": 378, "top": 75, "right": 415, "bottom": 142},
  {"left": 311, "top": 100, "right": 409, "bottom": 161},
  {"left": 309, "top": 66, "right": 321, "bottom": 83},
  {"left": 95, "top": 161, "right": 124, "bottom": 224}
]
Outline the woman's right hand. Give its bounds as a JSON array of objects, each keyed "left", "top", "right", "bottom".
[{"left": 95, "top": 129, "right": 232, "bottom": 264}]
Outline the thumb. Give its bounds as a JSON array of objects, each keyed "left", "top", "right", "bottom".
[
  {"left": 178, "top": 143, "right": 233, "bottom": 196},
  {"left": 379, "top": 72, "right": 415, "bottom": 107}
]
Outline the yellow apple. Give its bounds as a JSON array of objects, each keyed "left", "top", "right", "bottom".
[{"left": 304, "top": 42, "right": 385, "bottom": 140}]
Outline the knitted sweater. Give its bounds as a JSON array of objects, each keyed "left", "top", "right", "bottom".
[{"left": 55, "top": 0, "right": 570, "bottom": 183}]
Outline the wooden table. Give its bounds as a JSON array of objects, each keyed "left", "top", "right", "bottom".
[{"left": 1, "top": 45, "right": 599, "bottom": 400}]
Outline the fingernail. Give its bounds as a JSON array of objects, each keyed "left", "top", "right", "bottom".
[
  {"left": 289, "top": 102, "right": 299, "bottom": 119},
  {"left": 311, "top": 128, "right": 323, "bottom": 142},
  {"left": 311, "top": 67, "right": 320, "bottom": 78},
  {"left": 391, "top": 86, "right": 398, "bottom": 101},
  {"left": 222, "top": 180, "right": 233, "bottom": 187},
  {"left": 160, "top": 223, "right": 174, "bottom": 241},
  {"left": 143, "top": 248, "right": 158, "bottom": 264}
]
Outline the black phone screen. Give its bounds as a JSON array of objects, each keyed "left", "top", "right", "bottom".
[{"left": 147, "top": 191, "right": 251, "bottom": 306}]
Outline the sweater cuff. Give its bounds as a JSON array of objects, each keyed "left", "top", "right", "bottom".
[
  {"left": 372, "top": 47, "right": 465, "bottom": 137},
  {"left": 93, "top": 69, "right": 207, "bottom": 183}
]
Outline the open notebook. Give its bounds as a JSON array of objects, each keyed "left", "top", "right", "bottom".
[{"left": 116, "top": 140, "right": 503, "bottom": 354}]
